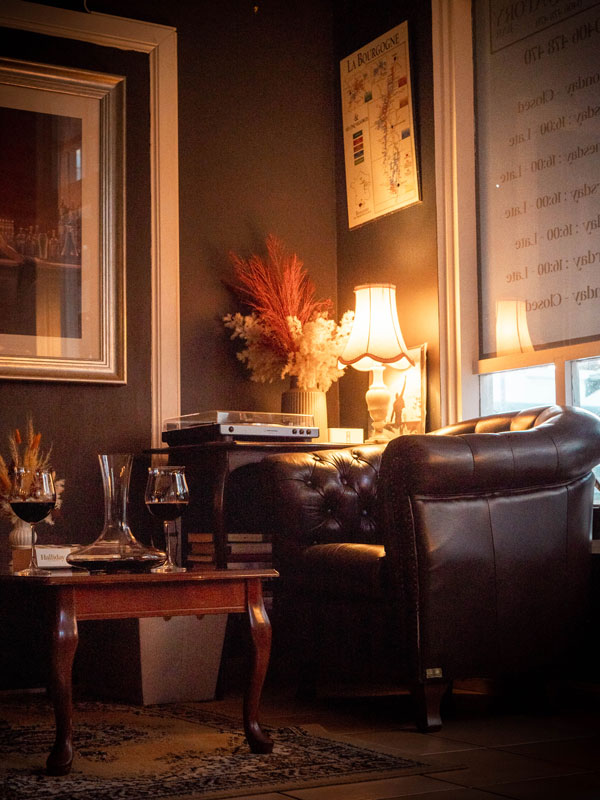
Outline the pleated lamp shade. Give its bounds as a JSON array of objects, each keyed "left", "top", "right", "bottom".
[{"left": 339, "top": 284, "right": 414, "bottom": 371}]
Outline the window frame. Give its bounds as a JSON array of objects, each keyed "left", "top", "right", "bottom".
[{"left": 432, "top": 0, "right": 600, "bottom": 421}]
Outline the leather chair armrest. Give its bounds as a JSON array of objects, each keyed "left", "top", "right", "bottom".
[
  {"left": 302, "top": 542, "right": 386, "bottom": 599},
  {"left": 382, "top": 406, "right": 600, "bottom": 496}
]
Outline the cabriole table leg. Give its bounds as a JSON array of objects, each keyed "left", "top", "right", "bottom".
[
  {"left": 46, "top": 587, "right": 78, "bottom": 776},
  {"left": 243, "top": 577, "right": 273, "bottom": 753}
]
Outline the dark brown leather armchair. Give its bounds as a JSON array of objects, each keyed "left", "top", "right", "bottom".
[{"left": 262, "top": 405, "right": 600, "bottom": 730}]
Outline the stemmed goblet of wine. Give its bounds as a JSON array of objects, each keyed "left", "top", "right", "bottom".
[
  {"left": 10, "top": 467, "right": 56, "bottom": 577},
  {"left": 145, "top": 466, "right": 189, "bottom": 573}
]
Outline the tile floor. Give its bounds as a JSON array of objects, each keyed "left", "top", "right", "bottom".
[{"left": 203, "top": 679, "right": 600, "bottom": 800}]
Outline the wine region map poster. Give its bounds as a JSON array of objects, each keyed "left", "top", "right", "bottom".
[{"left": 340, "top": 21, "right": 420, "bottom": 229}]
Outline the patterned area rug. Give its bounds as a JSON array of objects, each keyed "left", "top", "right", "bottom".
[{"left": 0, "top": 695, "right": 448, "bottom": 799}]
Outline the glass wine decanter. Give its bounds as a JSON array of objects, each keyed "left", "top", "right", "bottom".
[{"left": 67, "top": 453, "right": 166, "bottom": 573}]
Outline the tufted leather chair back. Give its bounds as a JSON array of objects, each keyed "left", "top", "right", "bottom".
[{"left": 263, "top": 444, "right": 385, "bottom": 580}]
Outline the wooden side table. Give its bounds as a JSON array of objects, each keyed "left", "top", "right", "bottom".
[
  {"left": 0, "top": 568, "right": 277, "bottom": 776},
  {"left": 150, "top": 439, "right": 341, "bottom": 568}
]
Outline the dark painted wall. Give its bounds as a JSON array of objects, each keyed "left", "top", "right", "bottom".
[
  {"left": 173, "top": 1, "right": 339, "bottom": 420},
  {"left": 81, "top": 0, "right": 338, "bottom": 420},
  {"left": 333, "top": 1, "right": 440, "bottom": 432}
]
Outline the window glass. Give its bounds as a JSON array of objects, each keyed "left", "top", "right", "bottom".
[
  {"left": 572, "top": 357, "right": 600, "bottom": 417},
  {"left": 480, "top": 364, "right": 555, "bottom": 416},
  {"left": 473, "top": 2, "right": 600, "bottom": 360}
]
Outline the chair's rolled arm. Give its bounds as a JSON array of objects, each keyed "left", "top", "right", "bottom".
[{"left": 382, "top": 405, "right": 600, "bottom": 495}]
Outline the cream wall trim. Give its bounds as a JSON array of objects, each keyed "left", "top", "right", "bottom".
[
  {"left": 0, "top": 0, "right": 181, "bottom": 448},
  {"left": 432, "top": 0, "right": 479, "bottom": 423},
  {"left": 146, "top": 28, "right": 181, "bottom": 449}
]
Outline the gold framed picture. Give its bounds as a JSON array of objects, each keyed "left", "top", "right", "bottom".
[{"left": 0, "top": 57, "right": 125, "bottom": 382}]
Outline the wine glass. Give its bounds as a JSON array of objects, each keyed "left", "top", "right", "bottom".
[
  {"left": 10, "top": 467, "right": 56, "bottom": 577},
  {"left": 145, "top": 466, "right": 189, "bottom": 573}
]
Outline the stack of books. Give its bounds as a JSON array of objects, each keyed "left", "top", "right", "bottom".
[
  {"left": 186, "top": 531, "right": 273, "bottom": 570},
  {"left": 186, "top": 532, "right": 217, "bottom": 568},
  {"left": 225, "top": 533, "right": 272, "bottom": 569}
]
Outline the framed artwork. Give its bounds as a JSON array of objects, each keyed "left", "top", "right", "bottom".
[
  {"left": 0, "top": 57, "right": 125, "bottom": 382},
  {"left": 376, "top": 343, "right": 427, "bottom": 439},
  {"left": 340, "top": 21, "right": 420, "bottom": 229}
]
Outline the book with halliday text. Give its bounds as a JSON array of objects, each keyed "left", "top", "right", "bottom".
[{"left": 11, "top": 544, "right": 80, "bottom": 572}]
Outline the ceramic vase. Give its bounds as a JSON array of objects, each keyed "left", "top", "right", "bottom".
[
  {"left": 281, "top": 378, "right": 328, "bottom": 442},
  {"left": 8, "top": 518, "right": 34, "bottom": 549}
]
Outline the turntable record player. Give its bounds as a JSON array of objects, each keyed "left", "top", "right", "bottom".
[{"left": 162, "top": 410, "right": 319, "bottom": 445}]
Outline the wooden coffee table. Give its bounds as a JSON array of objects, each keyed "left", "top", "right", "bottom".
[{"left": 0, "top": 568, "right": 277, "bottom": 776}]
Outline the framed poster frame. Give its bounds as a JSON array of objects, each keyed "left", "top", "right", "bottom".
[{"left": 0, "top": 56, "right": 125, "bottom": 383}]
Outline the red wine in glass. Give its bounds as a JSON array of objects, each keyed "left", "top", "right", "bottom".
[
  {"left": 145, "top": 466, "right": 189, "bottom": 573},
  {"left": 146, "top": 501, "right": 187, "bottom": 522},
  {"left": 10, "top": 501, "right": 55, "bottom": 524},
  {"left": 10, "top": 468, "right": 56, "bottom": 577}
]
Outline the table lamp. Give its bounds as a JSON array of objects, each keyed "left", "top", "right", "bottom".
[
  {"left": 495, "top": 299, "right": 534, "bottom": 356},
  {"left": 339, "top": 283, "right": 414, "bottom": 442}
]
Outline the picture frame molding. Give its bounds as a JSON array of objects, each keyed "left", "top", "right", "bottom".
[{"left": 0, "top": 55, "right": 125, "bottom": 384}]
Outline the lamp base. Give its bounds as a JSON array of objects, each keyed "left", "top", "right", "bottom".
[{"left": 365, "top": 367, "right": 391, "bottom": 442}]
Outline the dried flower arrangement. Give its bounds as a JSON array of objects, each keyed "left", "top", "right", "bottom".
[
  {"left": 0, "top": 419, "right": 64, "bottom": 525},
  {"left": 223, "top": 235, "right": 354, "bottom": 392}
]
